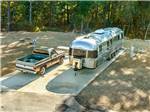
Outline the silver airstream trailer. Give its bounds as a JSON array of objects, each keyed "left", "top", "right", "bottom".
[{"left": 69, "top": 27, "right": 124, "bottom": 70}]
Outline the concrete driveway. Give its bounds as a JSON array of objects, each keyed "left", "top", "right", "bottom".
[{"left": 0, "top": 50, "right": 124, "bottom": 112}]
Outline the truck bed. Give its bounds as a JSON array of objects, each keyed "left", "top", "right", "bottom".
[{"left": 18, "top": 54, "right": 49, "bottom": 64}]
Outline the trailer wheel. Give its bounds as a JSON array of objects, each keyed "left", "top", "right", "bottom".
[
  {"left": 59, "top": 58, "right": 64, "bottom": 64},
  {"left": 114, "top": 51, "right": 116, "bottom": 56},
  {"left": 111, "top": 53, "right": 113, "bottom": 58},
  {"left": 40, "top": 67, "right": 46, "bottom": 75},
  {"left": 107, "top": 54, "right": 111, "bottom": 60}
]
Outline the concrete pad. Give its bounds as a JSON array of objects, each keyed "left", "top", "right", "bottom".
[{"left": 46, "top": 49, "right": 125, "bottom": 95}]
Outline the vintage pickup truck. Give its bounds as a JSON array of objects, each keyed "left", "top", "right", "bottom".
[{"left": 16, "top": 47, "right": 65, "bottom": 75}]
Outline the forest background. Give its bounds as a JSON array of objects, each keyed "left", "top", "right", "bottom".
[{"left": 1, "top": 1, "right": 150, "bottom": 39}]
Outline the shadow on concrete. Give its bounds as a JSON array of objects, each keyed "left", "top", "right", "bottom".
[
  {"left": 1, "top": 73, "right": 39, "bottom": 90},
  {"left": 46, "top": 68, "right": 81, "bottom": 94}
]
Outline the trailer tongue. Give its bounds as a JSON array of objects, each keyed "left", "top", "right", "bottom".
[{"left": 72, "top": 58, "right": 83, "bottom": 70}]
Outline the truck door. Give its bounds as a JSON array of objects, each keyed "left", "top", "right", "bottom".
[{"left": 51, "top": 50, "right": 59, "bottom": 64}]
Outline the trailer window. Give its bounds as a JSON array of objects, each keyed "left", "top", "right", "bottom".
[
  {"left": 102, "top": 42, "right": 107, "bottom": 50},
  {"left": 73, "top": 49, "right": 86, "bottom": 58},
  {"left": 117, "top": 35, "right": 120, "bottom": 40},
  {"left": 87, "top": 50, "right": 98, "bottom": 58},
  {"left": 110, "top": 39, "right": 112, "bottom": 45},
  {"left": 99, "top": 45, "right": 102, "bottom": 52},
  {"left": 107, "top": 41, "right": 110, "bottom": 47},
  {"left": 121, "top": 33, "right": 124, "bottom": 39},
  {"left": 69, "top": 48, "right": 72, "bottom": 55},
  {"left": 107, "top": 40, "right": 112, "bottom": 49},
  {"left": 114, "top": 35, "right": 119, "bottom": 40}
]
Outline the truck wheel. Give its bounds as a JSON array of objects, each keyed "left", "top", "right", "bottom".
[
  {"left": 59, "top": 58, "right": 64, "bottom": 64},
  {"left": 40, "top": 67, "right": 46, "bottom": 75}
]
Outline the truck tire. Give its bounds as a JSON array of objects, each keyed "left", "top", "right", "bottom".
[
  {"left": 40, "top": 67, "right": 46, "bottom": 75},
  {"left": 59, "top": 58, "right": 64, "bottom": 64}
]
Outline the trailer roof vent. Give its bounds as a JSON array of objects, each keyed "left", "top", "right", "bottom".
[{"left": 94, "top": 29, "right": 105, "bottom": 34}]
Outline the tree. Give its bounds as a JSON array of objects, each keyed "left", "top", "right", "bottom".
[
  {"left": 1, "top": 1, "right": 150, "bottom": 39},
  {"left": 7, "top": 1, "right": 10, "bottom": 31},
  {"left": 29, "top": 0, "right": 32, "bottom": 24}
]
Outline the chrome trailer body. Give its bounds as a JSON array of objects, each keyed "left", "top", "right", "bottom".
[
  {"left": 69, "top": 38, "right": 98, "bottom": 69},
  {"left": 69, "top": 27, "right": 124, "bottom": 69}
]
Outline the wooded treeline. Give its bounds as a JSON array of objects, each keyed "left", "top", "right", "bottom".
[{"left": 1, "top": 1, "right": 150, "bottom": 39}]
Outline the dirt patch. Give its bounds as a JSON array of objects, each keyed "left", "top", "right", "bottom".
[
  {"left": 0, "top": 31, "right": 78, "bottom": 76},
  {"left": 76, "top": 41, "right": 150, "bottom": 111},
  {"left": 0, "top": 91, "right": 67, "bottom": 112}
]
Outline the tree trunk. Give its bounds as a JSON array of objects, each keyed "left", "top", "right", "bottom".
[
  {"left": 107, "top": 2, "right": 111, "bottom": 26},
  {"left": 7, "top": 1, "right": 10, "bottom": 31},
  {"left": 49, "top": 1, "right": 52, "bottom": 27},
  {"left": 80, "top": 19, "right": 83, "bottom": 33},
  {"left": 144, "top": 23, "right": 150, "bottom": 40},
  {"left": 29, "top": 1, "right": 32, "bottom": 24},
  {"left": 85, "top": 22, "right": 90, "bottom": 33},
  {"left": 72, "top": 24, "right": 76, "bottom": 33},
  {"left": 50, "top": 2, "right": 55, "bottom": 27},
  {"left": 66, "top": 3, "right": 69, "bottom": 25}
]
